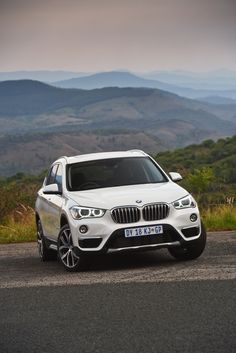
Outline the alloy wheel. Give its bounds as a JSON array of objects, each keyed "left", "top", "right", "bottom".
[{"left": 58, "top": 227, "right": 80, "bottom": 269}]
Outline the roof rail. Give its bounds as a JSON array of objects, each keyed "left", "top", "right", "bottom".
[
  {"left": 57, "top": 155, "right": 68, "bottom": 161},
  {"left": 127, "top": 149, "right": 146, "bottom": 155}
]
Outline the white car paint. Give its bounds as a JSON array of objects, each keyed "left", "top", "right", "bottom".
[{"left": 35, "top": 150, "right": 202, "bottom": 257}]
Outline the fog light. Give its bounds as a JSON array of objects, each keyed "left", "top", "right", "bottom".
[
  {"left": 79, "top": 225, "right": 88, "bottom": 234},
  {"left": 190, "top": 213, "right": 198, "bottom": 222}
]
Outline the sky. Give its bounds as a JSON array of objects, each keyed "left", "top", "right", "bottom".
[{"left": 1, "top": 0, "right": 236, "bottom": 72}]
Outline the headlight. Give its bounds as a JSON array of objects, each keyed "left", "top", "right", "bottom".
[
  {"left": 70, "top": 206, "right": 106, "bottom": 219},
  {"left": 172, "top": 195, "right": 196, "bottom": 209}
]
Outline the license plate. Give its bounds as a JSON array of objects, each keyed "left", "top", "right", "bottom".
[{"left": 124, "top": 225, "right": 163, "bottom": 238}]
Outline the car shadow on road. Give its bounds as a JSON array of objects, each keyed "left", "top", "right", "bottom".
[{"left": 84, "top": 249, "right": 178, "bottom": 272}]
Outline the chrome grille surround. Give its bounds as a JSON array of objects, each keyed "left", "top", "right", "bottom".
[
  {"left": 111, "top": 207, "right": 140, "bottom": 223},
  {"left": 111, "top": 203, "right": 169, "bottom": 224},
  {"left": 142, "top": 203, "right": 169, "bottom": 221}
]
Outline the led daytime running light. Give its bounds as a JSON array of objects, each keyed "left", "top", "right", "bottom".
[{"left": 70, "top": 206, "right": 105, "bottom": 219}]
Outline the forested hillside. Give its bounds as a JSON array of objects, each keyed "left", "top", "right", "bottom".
[{"left": 157, "top": 135, "right": 236, "bottom": 184}]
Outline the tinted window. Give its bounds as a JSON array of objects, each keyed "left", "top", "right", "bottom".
[
  {"left": 46, "top": 164, "right": 58, "bottom": 185},
  {"left": 67, "top": 157, "right": 168, "bottom": 191}
]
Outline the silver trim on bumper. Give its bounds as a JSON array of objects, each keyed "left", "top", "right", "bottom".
[{"left": 107, "top": 241, "right": 181, "bottom": 253}]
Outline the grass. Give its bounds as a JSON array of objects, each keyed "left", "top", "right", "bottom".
[
  {"left": 0, "top": 205, "right": 36, "bottom": 244},
  {"left": 202, "top": 205, "right": 236, "bottom": 231},
  {"left": 0, "top": 204, "right": 235, "bottom": 244}
]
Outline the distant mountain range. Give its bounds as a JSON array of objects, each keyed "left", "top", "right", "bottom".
[
  {"left": 54, "top": 71, "right": 236, "bottom": 100},
  {"left": 1, "top": 69, "right": 236, "bottom": 88},
  {"left": 196, "top": 96, "right": 236, "bottom": 105},
  {"left": 0, "top": 79, "right": 236, "bottom": 175},
  {"left": 0, "top": 80, "right": 156, "bottom": 117},
  {"left": 142, "top": 69, "right": 236, "bottom": 90},
  {"left": 55, "top": 71, "right": 178, "bottom": 90},
  {"left": 1, "top": 69, "right": 236, "bottom": 100},
  {"left": 0, "top": 70, "right": 89, "bottom": 83},
  {"left": 0, "top": 80, "right": 236, "bottom": 139}
]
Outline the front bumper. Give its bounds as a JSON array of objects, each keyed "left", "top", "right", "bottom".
[{"left": 69, "top": 205, "right": 202, "bottom": 253}]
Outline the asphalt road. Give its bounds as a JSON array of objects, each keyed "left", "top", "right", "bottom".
[{"left": 0, "top": 231, "right": 235, "bottom": 353}]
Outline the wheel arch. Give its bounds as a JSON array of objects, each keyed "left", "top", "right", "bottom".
[
  {"left": 35, "top": 212, "right": 40, "bottom": 223},
  {"left": 60, "top": 214, "right": 69, "bottom": 228}
]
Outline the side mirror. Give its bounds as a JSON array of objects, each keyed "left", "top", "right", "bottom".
[
  {"left": 169, "top": 172, "right": 183, "bottom": 182},
  {"left": 43, "top": 183, "right": 62, "bottom": 195}
]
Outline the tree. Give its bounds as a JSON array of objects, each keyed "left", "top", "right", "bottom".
[{"left": 184, "top": 167, "right": 215, "bottom": 194}]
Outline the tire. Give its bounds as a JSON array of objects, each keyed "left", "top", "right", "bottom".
[
  {"left": 37, "top": 219, "right": 57, "bottom": 261},
  {"left": 57, "top": 224, "right": 89, "bottom": 272},
  {"left": 168, "top": 222, "right": 207, "bottom": 261}
]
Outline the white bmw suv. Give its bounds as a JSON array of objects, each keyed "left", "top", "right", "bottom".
[{"left": 35, "top": 150, "right": 206, "bottom": 271}]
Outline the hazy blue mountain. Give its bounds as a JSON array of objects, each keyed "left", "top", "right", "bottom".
[
  {"left": 142, "top": 69, "right": 236, "bottom": 90},
  {"left": 0, "top": 80, "right": 154, "bottom": 116},
  {"left": 2, "top": 70, "right": 236, "bottom": 98},
  {"left": 0, "top": 70, "right": 89, "bottom": 83},
  {"left": 2, "top": 69, "right": 236, "bottom": 91},
  {"left": 54, "top": 71, "right": 236, "bottom": 99},
  {"left": 197, "top": 96, "right": 236, "bottom": 105},
  {"left": 0, "top": 79, "right": 235, "bottom": 136},
  {"left": 55, "top": 71, "right": 180, "bottom": 90}
]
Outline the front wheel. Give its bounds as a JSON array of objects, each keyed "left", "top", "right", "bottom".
[
  {"left": 57, "top": 225, "right": 88, "bottom": 272},
  {"left": 168, "top": 222, "right": 207, "bottom": 261}
]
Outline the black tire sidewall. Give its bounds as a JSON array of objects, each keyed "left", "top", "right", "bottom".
[
  {"left": 169, "top": 222, "right": 207, "bottom": 261},
  {"left": 37, "top": 219, "right": 57, "bottom": 261}
]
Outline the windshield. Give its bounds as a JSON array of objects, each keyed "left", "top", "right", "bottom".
[{"left": 67, "top": 157, "right": 168, "bottom": 191}]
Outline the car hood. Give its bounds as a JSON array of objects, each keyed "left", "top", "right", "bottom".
[{"left": 66, "top": 182, "right": 188, "bottom": 209}]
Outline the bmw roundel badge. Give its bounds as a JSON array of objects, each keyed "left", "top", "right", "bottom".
[{"left": 136, "top": 200, "right": 142, "bottom": 204}]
